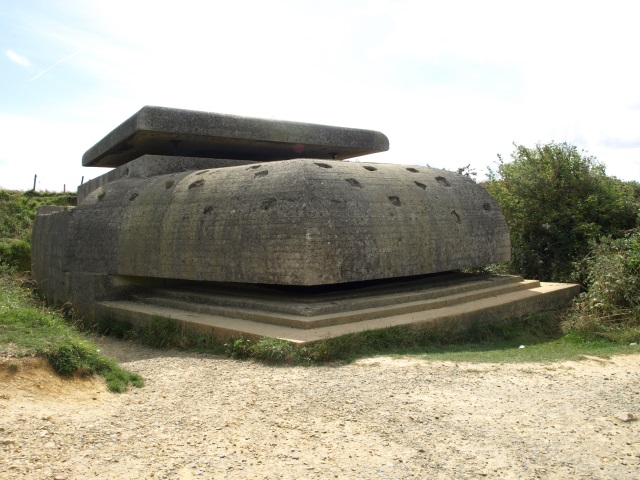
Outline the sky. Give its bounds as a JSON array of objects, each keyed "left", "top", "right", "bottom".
[{"left": 1, "top": 0, "right": 640, "bottom": 191}]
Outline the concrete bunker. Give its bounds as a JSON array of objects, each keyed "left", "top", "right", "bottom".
[{"left": 32, "top": 106, "right": 579, "bottom": 343}]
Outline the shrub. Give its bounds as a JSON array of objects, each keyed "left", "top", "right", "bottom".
[
  {"left": 485, "top": 142, "right": 638, "bottom": 282},
  {"left": 563, "top": 229, "right": 640, "bottom": 340}
]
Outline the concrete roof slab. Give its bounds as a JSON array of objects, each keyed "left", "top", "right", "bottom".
[{"left": 82, "top": 106, "right": 390, "bottom": 167}]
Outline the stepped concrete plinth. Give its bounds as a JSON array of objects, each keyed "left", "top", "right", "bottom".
[
  {"left": 95, "top": 274, "right": 579, "bottom": 344},
  {"left": 82, "top": 106, "right": 389, "bottom": 167},
  {"left": 31, "top": 106, "right": 579, "bottom": 343}
]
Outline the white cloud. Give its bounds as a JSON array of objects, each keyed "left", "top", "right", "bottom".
[{"left": 5, "top": 49, "right": 31, "bottom": 67}]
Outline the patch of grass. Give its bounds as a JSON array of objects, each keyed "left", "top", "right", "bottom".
[
  {"left": 0, "top": 274, "right": 143, "bottom": 392},
  {"left": 84, "top": 314, "right": 226, "bottom": 354},
  {"left": 405, "top": 333, "right": 636, "bottom": 363},
  {"left": 0, "top": 238, "right": 30, "bottom": 272},
  {"left": 225, "top": 337, "right": 301, "bottom": 363}
]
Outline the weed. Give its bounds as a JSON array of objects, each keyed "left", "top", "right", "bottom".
[
  {"left": 139, "top": 317, "right": 184, "bottom": 349},
  {"left": 224, "top": 337, "right": 299, "bottom": 363}
]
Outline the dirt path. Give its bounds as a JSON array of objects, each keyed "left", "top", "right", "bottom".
[{"left": 1, "top": 338, "right": 639, "bottom": 479}]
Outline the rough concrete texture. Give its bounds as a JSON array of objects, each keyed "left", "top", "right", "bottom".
[
  {"left": 31, "top": 206, "right": 137, "bottom": 317},
  {"left": 30, "top": 206, "right": 72, "bottom": 305},
  {"left": 67, "top": 159, "right": 510, "bottom": 286},
  {"left": 78, "top": 155, "right": 259, "bottom": 203},
  {"left": 82, "top": 106, "right": 390, "bottom": 167},
  {"left": 97, "top": 279, "right": 579, "bottom": 344}
]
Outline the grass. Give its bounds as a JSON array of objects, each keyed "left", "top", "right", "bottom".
[
  {"left": 299, "top": 313, "right": 638, "bottom": 364},
  {"left": 0, "top": 189, "right": 76, "bottom": 242},
  {"left": 0, "top": 273, "right": 144, "bottom": 392},
  {"left": 401, "top": 332, "right": 637, "bottom": 363}
]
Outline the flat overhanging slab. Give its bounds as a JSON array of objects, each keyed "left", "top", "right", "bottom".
[{"left": 83, "top": 106, "right": 390, "bottom": 167}]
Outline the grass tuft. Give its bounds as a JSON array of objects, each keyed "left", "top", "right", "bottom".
[{"left": 0, "top": 274, "right": 143, "bottom": 392}]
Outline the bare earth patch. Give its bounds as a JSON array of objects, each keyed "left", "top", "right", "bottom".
[{"left": 1, "top": 338, "right": 639, "bottom": 479}]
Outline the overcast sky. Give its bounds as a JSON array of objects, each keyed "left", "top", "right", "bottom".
[{"left": 1, "top": 0, "right": 639, "bottom": 191}]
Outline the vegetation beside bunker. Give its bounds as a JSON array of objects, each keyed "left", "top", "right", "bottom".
[{"left": 0, "top": 274, "right": 143, "bottom": 392}]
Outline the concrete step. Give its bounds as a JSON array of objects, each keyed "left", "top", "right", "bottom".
[
  {"left": 96, "top": 280, "right": 579, "bottom": 344},
  {"left": 138, "top": 273, "right": 527, "bottom": 316},
  {"left": 131, "top": 278, "right": 540, "bottom": 330}
]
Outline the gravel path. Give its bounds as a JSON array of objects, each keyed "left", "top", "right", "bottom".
[{"left": 1, "top": 338, "right": 639, "bottom": 479}]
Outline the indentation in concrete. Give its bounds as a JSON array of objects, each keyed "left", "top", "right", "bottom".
[{"left": 436, "top": 176, "right": 451, "bottom": 187}]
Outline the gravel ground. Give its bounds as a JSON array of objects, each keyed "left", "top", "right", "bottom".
[{"left": 1, "top": 337, "right": 639, "bottom": 480}]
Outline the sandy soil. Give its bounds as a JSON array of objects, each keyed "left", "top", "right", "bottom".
[{"left": 1, "top": 338, "right": 639, "bottom": 480}]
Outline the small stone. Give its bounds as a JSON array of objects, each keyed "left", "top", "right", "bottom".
[
  {"left": 615, "top": 412, "right": 636, "bottom": 423},
  {"left": 0, "top": 438, "right": 16, "bottom": 445}
]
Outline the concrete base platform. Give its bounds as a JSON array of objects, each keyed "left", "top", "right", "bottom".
[{"left": 96, "top": 273, "right": 579, "bottom": 344}]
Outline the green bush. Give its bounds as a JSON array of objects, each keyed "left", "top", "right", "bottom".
[
  {"left": 563, "top": 229, "right": 640, "bottom": 341},
  {"left": 485, "top": 142, "right": 638, "bottom": 282},
  {"left": 0, "top": 238, "right": 31, "bottom": 272}
]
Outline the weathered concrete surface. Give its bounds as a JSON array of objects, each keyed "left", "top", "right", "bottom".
[
  {"left": 129, "top": 276, "right": 540, "bottom": 330},
  {"left": 31, "top": 206, "right": 72, "bottom": 306},
  {"left": 78, "top": 155, "right": 258, "bottom": 203},
  {"left": 82, "top": 106, "right": 390, "bottom": 167},
  {"left": 96, "top": 279, "right": 580, "bottom": 344},
  {"left": 31, "top": 206, "right": 138, "bottom": 317},
  {"left": 69, "top": 159, "right": 510, "bottom": 286},
  {"left": 134, "top": 272, "right": 525, "bottom": 318}
]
